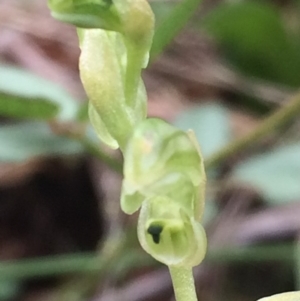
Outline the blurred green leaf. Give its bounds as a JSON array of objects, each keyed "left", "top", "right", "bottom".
[
  {"left": 76, "top": 102, "right": 89, "bottom": 122},
  {"left": 0, "top": 280, "right": 21, "bottom": 301},
  {"left": 0, "top": 244, "right": 294, "bottom": 281},
  {"left": 202, "top": 197, "right": 217, "bottom": 225},
  {"left": 0, "top": 122, "right": 83, "bottom": 162},
  {"left": 48, "top": 0, "right": 120, "bottom": 29},
  {"left": 0, "top": 252, "right": 95, "bottom": 280},
  {"left": 150, "top": 1, "right": 176, "bottom": 28},
  {"left": 150, "top": 0, "right": 202, "bottom": 60},
  {"left": 0, "top": 93, "right": 59, "bottom": 120},
  {"left": 173, "top": 102, "right": 232, "bottom": 158},
  {"left": 0, "top": 65, "right": 79, "bottom": 121},
  {"left": 202, "top": 1, "right": 300, "bottom": 87},
  {"left": 206, "top": 244, "right": 294, "bottom": 263},
  {"left": 232, "top": 144, "right": 300, "bottom": 205}
]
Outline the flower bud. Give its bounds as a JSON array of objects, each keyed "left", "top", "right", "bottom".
[
  {"left": 79, "top": 30, "right": 147, "bottom": 149},
  {"left": 48, "top": 0, "right": 154, "bottom": 67}
]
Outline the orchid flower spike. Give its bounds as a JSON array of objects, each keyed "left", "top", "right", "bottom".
[{"left": 121, "top": 118, "right": 207, "bottom": 267}]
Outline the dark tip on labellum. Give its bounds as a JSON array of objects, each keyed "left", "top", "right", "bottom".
[{"left": 147, "top": 224, "right": 163, "bottom": 244}]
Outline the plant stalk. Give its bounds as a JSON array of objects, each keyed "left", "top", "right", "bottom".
[
  {"left": 169, "top": 266, "right": 198, "bottom": 301},
  {"left": 205, "top": 91, "right": 300, "bottom": 169}
]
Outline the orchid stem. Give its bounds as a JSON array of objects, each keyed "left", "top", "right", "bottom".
[
  {"left": 205, "top": 90, "right": 300, "bottom": 169},
  {"left": 169, "top": 266, "right": 198, "bottom": 301}
]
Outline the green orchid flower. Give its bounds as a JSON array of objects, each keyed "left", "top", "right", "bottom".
[
  {"left": 121, "top": 118, "right": 206, "bottom": 217},
  {"left": 138, "top": 195, "right": 207, "bottom": 267},
  {"left": 121, "top": 118, "right": 207, "bottom": 267},
  {"left": 48, "top": 1, "right": 208, "bottom": 300}
]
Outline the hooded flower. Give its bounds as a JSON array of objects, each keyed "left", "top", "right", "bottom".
[{"left": 121, "top": 118, "right": 207, "bottom": 267}]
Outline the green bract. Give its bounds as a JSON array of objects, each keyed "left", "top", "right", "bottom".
[
  {"left": 257, "top": 292, "right": 300, "bottom": 301},
  {"left": 48, "top": 0, "right": 154, "bottom": 45},
  {"left": 48, "top": 0, "right": 121, "bottom": 30},
  {"left": 79, "top": 29, "right": 147, "bottom": 149},
  {"left": 48, "top": 0, "right": 154, "bottom": 150},
  {"left": 121, "top": 118, "right": 207, "bottom": 267}
]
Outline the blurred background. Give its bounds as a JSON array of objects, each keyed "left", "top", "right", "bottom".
[{"left": 1, "top": 0, "right": 300, "bottom": 300}]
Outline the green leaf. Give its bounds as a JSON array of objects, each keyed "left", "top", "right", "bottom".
[
  {"left": 0, "top": 252, "right": 96, "bottom": 280},
  {"left": 150, "top": 0, "right": 203, "bottom": 60},
  {"left": 150, "top": 1, "right": 176, "bottom": 28},
  {"left": 0, "top": 280, "right": 21, "bottom": 301},
  {"left": 231, "top": 144, "right": 300, "bottom": 205},
  {"left": 201, "top": 197, "right": 217, "bottom": 225},
  {"left": 0, "top": 65, "right": 79, "bottom": 121},
  {"left": 0, "top": 93, "right": 59, "bottom": 120},
  {"left": 0, "top": 122, "right": 84, "bottom": 162},
  {"left": 202, "top": 1, "right": 300, "bottom": 87},
  {"left": 173, "top": 103, "right": 232, "bottom": 158},
  {"left": 76, "top": 102, "right": 89, "bottom": 122}
]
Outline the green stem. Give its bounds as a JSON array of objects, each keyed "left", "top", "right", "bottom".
[
  {"left": 169, "top": 266, "right": 198, "bottom": 301},
  {"left": 0, "top": 244, "right": 294, "bottom": 281},
  {"left": 0, "top": 253, "right": 96, "bottom": 280},
  {"left": 205, "top": 91, "right": 300, "bottom": 169}
]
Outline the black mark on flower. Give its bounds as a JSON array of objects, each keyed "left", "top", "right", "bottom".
[{"left": 147, "top": 224, "right": 163, "bottom": 244}]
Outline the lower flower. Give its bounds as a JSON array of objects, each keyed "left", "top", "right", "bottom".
[{"left": 137, "top": 196, "right": 207, "bottom": 267}]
